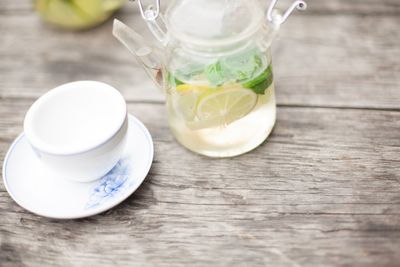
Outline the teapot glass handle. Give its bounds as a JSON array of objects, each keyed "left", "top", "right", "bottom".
[
  {"left": 136, "top": 0, "right": 168, "bottom": 45},
  {"left": 137, "top": 0, "right": 160, "bottom": 20},
  {"left": 267, "top": 0, "right": 307, "bottom": 26}
]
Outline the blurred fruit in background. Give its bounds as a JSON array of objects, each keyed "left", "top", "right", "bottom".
[{"left": 35, "top": 0, "right": 127, "bottom": 30}]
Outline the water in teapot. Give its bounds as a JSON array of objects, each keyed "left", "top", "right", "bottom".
[{"left": 166, "top": 45, "right": 276, "bottom": 158}]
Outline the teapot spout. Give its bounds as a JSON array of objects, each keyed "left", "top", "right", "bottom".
[{"left": 112, "top": 19, "right": 164, "bottom": 89}]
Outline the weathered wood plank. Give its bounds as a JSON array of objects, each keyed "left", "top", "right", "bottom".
[
  {"left": 0, "top": 0, "right": 33, "bottom": 13},
  {"left": 1, "top": 1, "right": 400, "bottom": 266},
  {"left": 275, "top": 15, "right": 400, "bottom": 110},
  {"left": 0, "top": 99, "right": 399, "bottom": 266},
  {"left": 0, "top": 12, "right": 399, "bottom": 109}
]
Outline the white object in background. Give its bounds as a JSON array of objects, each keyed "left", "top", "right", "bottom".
[
  {"left": 24, "top": 81, "right": 128, "bottom": 182},
  {"left": 3, "top": 115, "right": 154, "bottom": 219}
]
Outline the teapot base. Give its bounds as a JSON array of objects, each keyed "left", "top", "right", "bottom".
[{"left": 168, "top": 86, "right": 277, "bottom": 158}]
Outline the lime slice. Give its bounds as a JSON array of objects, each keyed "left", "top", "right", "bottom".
[
  {"left": 242, "top": 65, "right": 273, "bottom": 95},
  {"left": 191, "top": 86, "right": 258, "bottom": 129}
]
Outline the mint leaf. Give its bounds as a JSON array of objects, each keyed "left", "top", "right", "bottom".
[
  {"left": 172, "top": 48, "right": 268, "bottom": 90},
  {"left": 221, "top": 49, "right": 264, "bottom": 82},
  {"left": 205, "top": 61, "right": 226, "bottom": 87},
  {"left": 174, "top": 63, "right": 204, "bottom": 82}
]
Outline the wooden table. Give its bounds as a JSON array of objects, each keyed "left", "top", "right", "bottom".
[{"left": 1, "top": 0, "right": 399, "bottom": 266}]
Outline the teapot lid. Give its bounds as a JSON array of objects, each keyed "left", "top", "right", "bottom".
[{"left": 165, "top": 0, "right": 264, "bottom": 47}]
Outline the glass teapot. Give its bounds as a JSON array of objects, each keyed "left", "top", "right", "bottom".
[{"left": 113, "top": 0, "right": 306, "bottom": 157}]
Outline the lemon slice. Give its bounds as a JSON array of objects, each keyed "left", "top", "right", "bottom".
[
  {"left": 189, "top": 86, "right": 258, "bottom": 129},
  {"left": 172, "top": 84, "right": 208, "bottom": 121},
  {"left": 176, "top": 84, "right": 209, "bottom": 93}
]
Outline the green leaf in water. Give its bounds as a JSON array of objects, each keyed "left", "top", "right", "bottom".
[
  {"left": 221, "top": 48, "right": 264, "bottom": 82},
  {"left": 205, "top": 61, "right": 226, "bottom": 87}
]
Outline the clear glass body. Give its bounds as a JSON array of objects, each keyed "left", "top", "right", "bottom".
[{"left": 164, "top": 34, "right": 276, "bottom": 157}]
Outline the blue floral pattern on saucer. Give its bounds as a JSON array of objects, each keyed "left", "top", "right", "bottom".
[{"left": 85, "top": 158, "right": 133, "bottom": 210}]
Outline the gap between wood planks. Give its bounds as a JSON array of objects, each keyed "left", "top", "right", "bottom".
[
  {"left": 1, "top": 96, "right": 399, "bottom": 113},
  {"left": 122, "top": 101, "right": 400, "bottom": 113}
]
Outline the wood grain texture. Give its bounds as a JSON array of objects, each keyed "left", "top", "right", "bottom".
[
  {"left": 0, "top": 99, "right": 400, "bottom": 267},
  {"left": 1, "top": 0, "right": 400, "bottom": 266},
  {"left": 0, "top": 1, "right": 399, "bottom": 109},
  {"left": 0, "top": 1, "right": 400, "bottom": 109}
]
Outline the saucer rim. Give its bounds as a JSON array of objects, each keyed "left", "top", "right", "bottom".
[{"left": 2, "top": 114, "right": 154, "bottom": 220}]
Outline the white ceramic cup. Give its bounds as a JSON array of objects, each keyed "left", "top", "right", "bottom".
[{"left": 24, "top": 81, "right": 128, "bottom": 182}]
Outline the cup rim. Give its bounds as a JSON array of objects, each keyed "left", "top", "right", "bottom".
[{"left": 24, "top": 81, "right": 128, "bottom": 156}]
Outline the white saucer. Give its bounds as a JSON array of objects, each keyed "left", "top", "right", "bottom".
[{"left": 2, "top": 115, "right": 154, "bottom": 219}]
